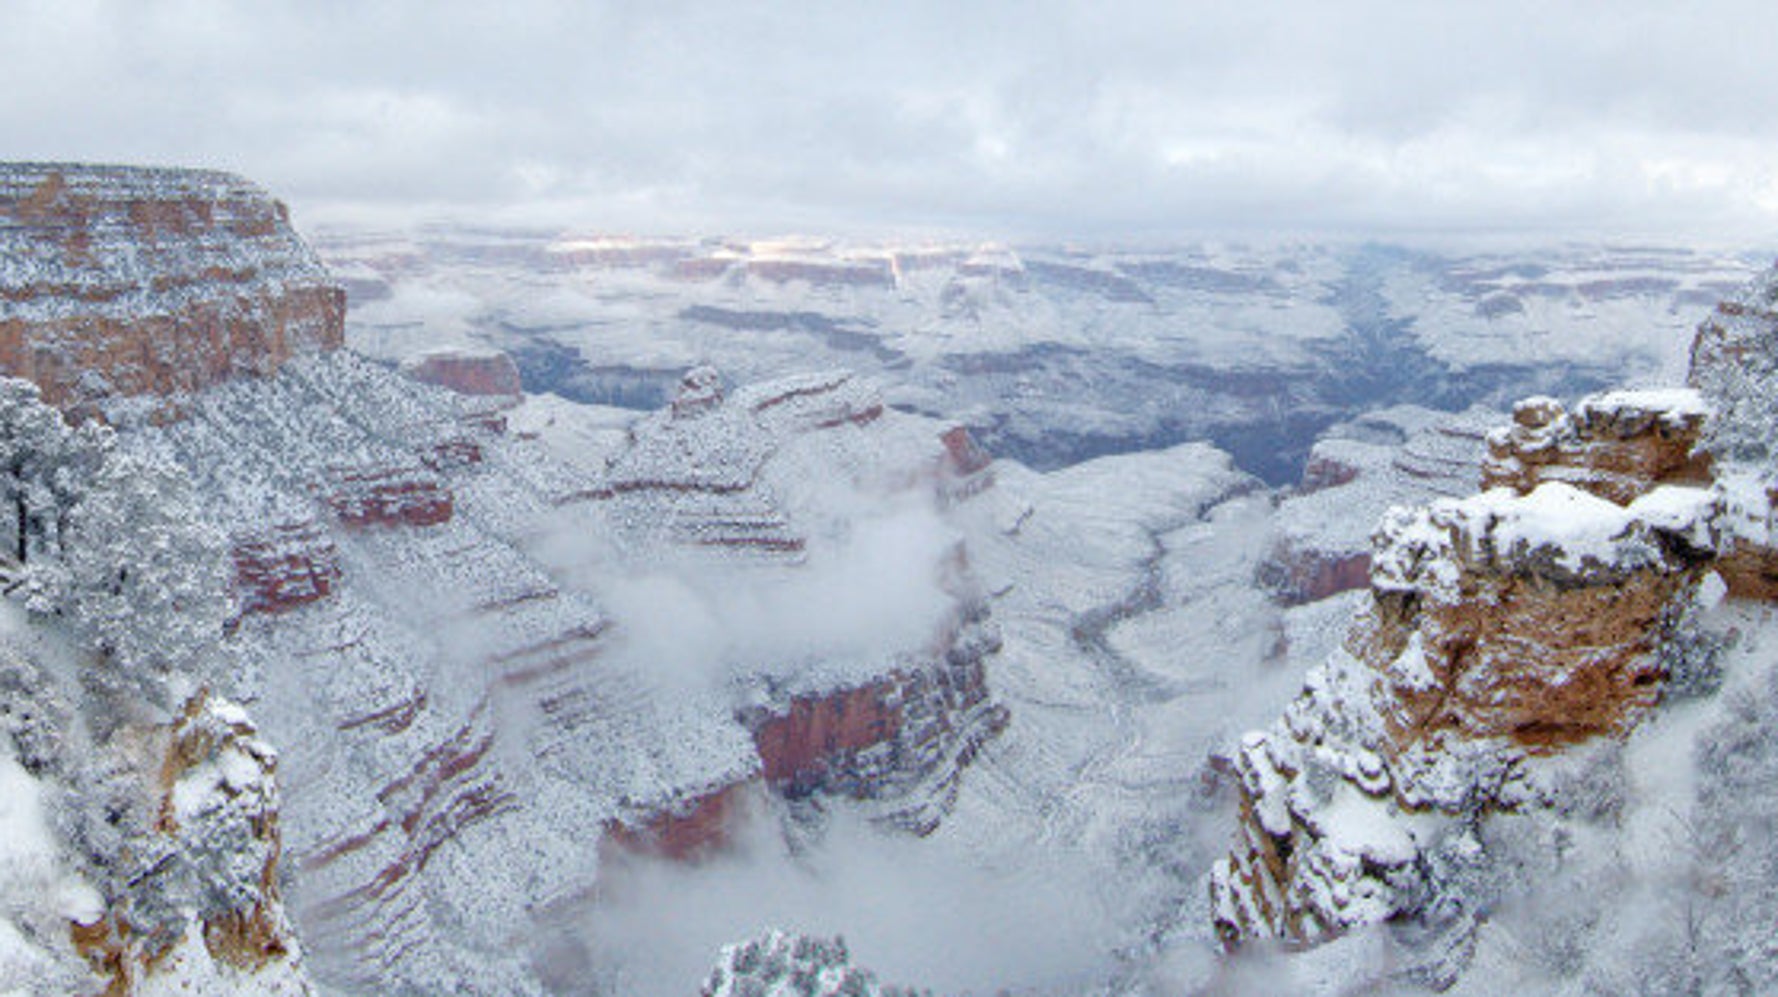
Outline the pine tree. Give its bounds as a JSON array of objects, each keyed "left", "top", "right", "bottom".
[{"left": 0, "top": 377, "right": 233, "bottom": 704}]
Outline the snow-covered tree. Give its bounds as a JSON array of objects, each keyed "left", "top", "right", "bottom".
[
  {"left": 702, "top": 930, "right": 928, "bottom": 997},
  {"left": 0, "top": 378, "right": 106, "bottom": 568},
  {"left": 60, "top": 451, "right": 232, "bottom": 698},
  {"left": 0, "top": 377, "right": 232, "bottom": 704}
]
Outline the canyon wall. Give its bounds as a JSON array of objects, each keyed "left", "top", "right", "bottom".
[{"left": 0, "top": 164, "right": 342, "bottom": 415}]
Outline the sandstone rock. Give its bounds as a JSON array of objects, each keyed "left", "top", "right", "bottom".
[
  {"left": 605, "top": 781, "right": 756, "bottom": 862},
  {"left": 233, "top": 521, "right": 342, "bottom": 616},
  {"left": 75, "top": 691, "right": 314, "bottom": 995},
  {"left": 1481, "top": 389, "right": 1712, "bottom": 504},
  {"left": 743, "top": 610, "right": 1008, "bottom": 834},
  {"left": 0, "top": 164, "right": 342, "bottom": 416},
  {"left": 324, "top": 466, "right": 453, "bottom": 528},
  {"left": 1213, "top": 442, "right": 1719, "bottom": 948},
  {"left": 400, "top": 348, "right": 522, "bottom": 407},
  {"left": 940, "top": 425, "right": 992, "bottom": 477},
  {"left": 1256, "top": 543, "right": 1371, "bottom": 606}
]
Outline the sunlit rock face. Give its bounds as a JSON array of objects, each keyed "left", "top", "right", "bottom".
[{"left": 0, "top": 164, "right": 343, "bottom": 416}]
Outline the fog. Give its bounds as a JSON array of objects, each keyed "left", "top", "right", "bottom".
[
  {"left": 536, "top": 485, "right": 962, "bottom": 695},
  {"left": 576, "top": 805, "right": 1117, "bottom": 996}
]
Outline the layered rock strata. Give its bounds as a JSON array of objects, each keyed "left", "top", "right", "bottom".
[
  {"left": 400, "top": 347, "right": 522, "bottom": 408},
  {"left": 1481, "top": 389, "right": 1712, "bottom": 504},
  {"left": 124, "top": 354, "right": 1002, "bottom": 992},
  {"left": 0, "top": 164, "right": 342, "bottom": 415},
  {"left": 1260, "top": 407, "right": 1494, "bottom": 606},
  {"left": 1212, "top": 393, "right": 1720, "bottom": 950}
]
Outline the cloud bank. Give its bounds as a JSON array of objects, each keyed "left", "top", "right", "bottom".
[{"left": 6, "top": 3, "right": 1772, "bottom": 244}]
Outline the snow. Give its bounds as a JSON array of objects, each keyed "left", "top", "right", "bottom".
[
  {"left": 1577, "top": 386, "right": 1711, "bottom": 421},
  {"left": 0, "top": 744, "right": 101, "bottom": 994},
  {"left": 1386, "top": 633, "right": 1439, "bottom": 693},
  {"left": 1315, "top": 784, "right": 1418, "bottom": 867}
]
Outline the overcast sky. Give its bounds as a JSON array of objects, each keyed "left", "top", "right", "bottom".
[{"left": 5, "top": 0, "right": 1778, "bottom": 242}]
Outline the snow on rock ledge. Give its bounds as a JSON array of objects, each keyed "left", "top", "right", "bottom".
[
  {"left": 0, "top": 163, "right": 343, "bottom": 416},
  {"left": 1481, "top": 389, "right": 1712, "bottom": 505},
  {"left": 1213, "top": 425, "right": 1719, "bottom": 951}
]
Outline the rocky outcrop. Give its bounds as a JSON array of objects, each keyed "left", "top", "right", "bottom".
[
  {"left": 233, "top": 521, "right": 342, "bottom": 616},
  {"left": 400, "top": 347, "right": 523, "bottom": 407},
  {"left": 605, "top": 781, "right": 756, "bottom": 862},
  {"left": 1481, "top": 389, "right": 1713, "bottom": 504},
  {"left": 744, "top": 614, "right": 1007, "bottom": 834},
  {"left": 324, "top": 466, "right": 453, "bottom": 528},
  {"left": 0, "top": 164, "right": 342, "bottom": 416},
  {"left": 1212, "top": 383, "right": 1724, "bottom": 953},
  {"left": 74, "top": 691, "right": 314, "bottom": 995},
  {"left": 1255, "top": 545, "right": 1372, "bottom": 606},
  {"left": 1213, "top": 477, "right": 1717, "bottom": 948},
  {"left": 1686, "top": 268, "right": 1778, "bottom": 600}
]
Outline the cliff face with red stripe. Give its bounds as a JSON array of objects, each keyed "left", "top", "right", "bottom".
[
  {"left": 114, "top": 352, "right": 1002, "bottom": 992},
  {"left": 0, "top": 163, "right": 1007, "bottom": 994},
  {"left": 0, "top": 163, "right": 343, "bottom": 416}
]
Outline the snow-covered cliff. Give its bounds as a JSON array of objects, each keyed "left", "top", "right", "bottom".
[
  {"left": 1206, "top": 262, "right": 1778, "bottom": 993},
  {"left": 0, "top": 163, "right": 342, "bottom": 417}
]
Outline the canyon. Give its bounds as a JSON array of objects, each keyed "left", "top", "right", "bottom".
[{"left": 3, "top": 161, "right": 1778, "bottom": 995}]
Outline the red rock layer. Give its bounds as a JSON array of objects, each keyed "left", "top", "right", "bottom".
[
  {"left": 401, "top": 349, "right": 523, "bottom": 404},
  {"left": 752, "top": 685, "right": 904, "bottom": 791},
  {"left": 0, "top": 164, "right": 343, "bottom": 415},
  {"left": 1257, "top": 544, "right": 1372, "bottom": 606},
  {"left": 326, "top": 467, "right": 453, "bottom": 528},
  {"left": 233, "top": 520, "right": 343, "bottom": 615},
  {"left": 605, "top": 781, "right": 755, "bottom": 862}
]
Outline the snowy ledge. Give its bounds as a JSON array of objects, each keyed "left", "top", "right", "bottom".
[{"left": 1374, "top": 481, "right": 1718, "bottom": 594}]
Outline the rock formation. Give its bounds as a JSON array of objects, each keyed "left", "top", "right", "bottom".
[
  {"left": 743, "top": 613, "right": 1008, "bottom": 834},
  {"left": 1212, "top": 472, "right": 1717, "bottom": 948},
  {"left": 400, "top": 347, "right": 523, "bottom": 408},
  {"left": 1211, "top": 270, "right": 1778, "bottom": 977},
  {"left": 70, "top": 691, "right": 314, "bottom": 995},
  {"left": 1260, "top": 407, "right": 1493, "bottom": 606},
  {"left": 1481, "top": 390, "right": 1712, "bottom": 504},
  {"left": 0, "top": 164, "right": 343, "bottom": 416}
]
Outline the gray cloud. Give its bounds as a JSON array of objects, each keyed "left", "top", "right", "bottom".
[{"left": 3, "top": 0, "right": 1776, "bottom": 240}]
